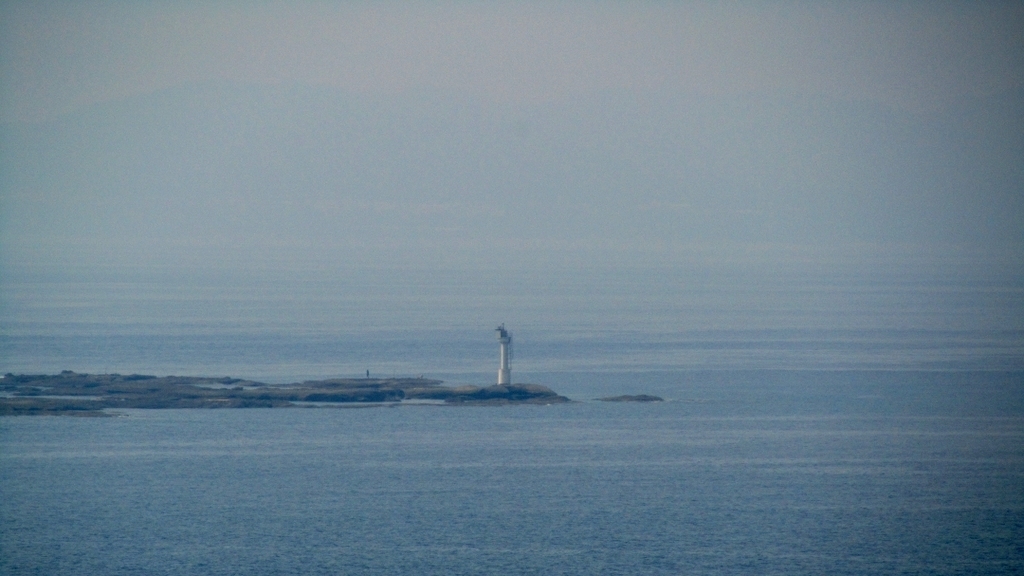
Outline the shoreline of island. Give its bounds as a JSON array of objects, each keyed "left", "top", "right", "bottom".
[{"left": 0, "top": 371, "right": 572, "bottom": 416}]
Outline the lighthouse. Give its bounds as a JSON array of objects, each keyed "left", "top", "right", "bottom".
[{"left": 496, "top": 324, "right": 512, "bottom": 385}]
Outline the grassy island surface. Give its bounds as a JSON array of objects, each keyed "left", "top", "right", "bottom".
[{"left": 0, "top": 371, "right": 570, "bottom": 416}]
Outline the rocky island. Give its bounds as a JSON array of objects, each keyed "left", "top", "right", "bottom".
[
  {"left": 0, "top": 371, "right": 571, "bottom": 416},
  {"left": 597, "top": 394, "right": 664, "bottom": 402}
]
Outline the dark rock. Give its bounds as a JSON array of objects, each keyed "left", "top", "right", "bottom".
[{"left": 597, "top": 395, "right": 664, "bottom": 402}]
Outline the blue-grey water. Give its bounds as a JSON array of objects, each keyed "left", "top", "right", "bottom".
[{"left": 2, "top": 266, "right": 1023, "bottom": 574}]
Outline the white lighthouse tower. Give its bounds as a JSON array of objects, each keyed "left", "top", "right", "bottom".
[{"left": 496, "top": 324, "right": 512, "bottom": 385}]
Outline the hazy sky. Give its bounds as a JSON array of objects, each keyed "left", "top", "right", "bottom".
[{"left": 1, "top": 1, "right": 1022, "bottom": 278}]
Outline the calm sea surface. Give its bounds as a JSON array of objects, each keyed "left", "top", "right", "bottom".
[{"left": 2, "top": 267, "right": 1023, "bottom": 574}]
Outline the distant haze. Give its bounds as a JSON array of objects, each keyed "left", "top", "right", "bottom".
[{"left": 1, "top": 2, "right": 1022, "bottom": 281}]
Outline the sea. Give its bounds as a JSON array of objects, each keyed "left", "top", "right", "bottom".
[{"left": 1, "top": 264, "right": 1023, "bottom": 575}]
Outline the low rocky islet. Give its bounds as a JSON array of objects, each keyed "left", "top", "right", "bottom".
[{"left": 0, "top": 371, "right": 571, "bottom": 416}]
